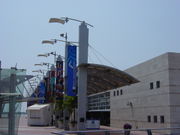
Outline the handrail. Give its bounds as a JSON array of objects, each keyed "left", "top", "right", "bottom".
[{"left": 51, "top": 127, "right": 180, "bottom": 135}]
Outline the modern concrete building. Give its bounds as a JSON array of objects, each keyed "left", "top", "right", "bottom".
[{"left": 110, "top": 52, "right": 180, "bottom": 134}]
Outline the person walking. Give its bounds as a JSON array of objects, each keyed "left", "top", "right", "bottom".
[{"left": 123, "top": 123, "right": 132, "bottom": 135}]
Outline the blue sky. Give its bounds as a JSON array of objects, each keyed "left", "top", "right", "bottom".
[{"left": 0, "top": 0, "right": 180, "bottom": 75}]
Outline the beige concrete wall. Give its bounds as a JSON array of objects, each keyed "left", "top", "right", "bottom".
[
  {"left": 110, "top": 53, "right": 180, "bottom": 134},
  {"left": 168, "top": 53, "right": 180, "bottom": 134}
]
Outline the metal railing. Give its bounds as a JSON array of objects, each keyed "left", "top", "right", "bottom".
[{"left": 51, "top": 127, "right": 180, "bottom": 135}]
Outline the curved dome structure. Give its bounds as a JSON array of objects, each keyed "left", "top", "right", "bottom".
[{"left": 78, "top": 63, "right": 139, "bottom": 95}]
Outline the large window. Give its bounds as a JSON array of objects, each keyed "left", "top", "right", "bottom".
[{"left": 88, "top": 92, "right": 110, "bottom": 111}]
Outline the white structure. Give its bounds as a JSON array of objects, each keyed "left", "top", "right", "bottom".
[
  {"left": 110, "top": 52, "right": 180, "bottom": 134},
  {"left": 27, "top": 104, "right": 52, "bottom": 126},
  {"left": 86, "top": 120, "right": 100, "bottom": 130}
]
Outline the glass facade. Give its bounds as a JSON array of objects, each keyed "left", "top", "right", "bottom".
[
  {"left": 0, "top": 68, "right": 26, "bottom": 135},
  {"left": 88, "top": 91, "right": 110, "bottom": 111}
]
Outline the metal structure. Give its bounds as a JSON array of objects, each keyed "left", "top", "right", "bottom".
[
  {"left": 0, "top": 67, "right": 39, "bottom": 135},
  {"left": 52, "top": 127, "right": 180, "bottom": 135},
  {"left": 79, "top": 63, "right": 139, "bottom": 95}
]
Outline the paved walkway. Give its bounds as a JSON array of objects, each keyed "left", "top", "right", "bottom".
[
  {"left": 18, "top": 115, "right": 62, "bottom": 135},
  {"left": 17, "top": 115, "right": 161, "bottom": 135}
]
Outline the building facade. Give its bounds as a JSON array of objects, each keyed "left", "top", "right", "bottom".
[{"left": 110, "top": 52, "right": 180, "bottom": 134}]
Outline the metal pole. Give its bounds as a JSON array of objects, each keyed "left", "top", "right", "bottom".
[
  {"left": 0, "top": 61, "right": 1, "bottom": 81},
  {"left": 0, "top": 61, "right": 2, "bottom": 118},
  {"left": 64, "top": 33, "right": 70, "bottom": 130},
  {"left": 77, "top": 22, "right": 89, "bottom": 130},
  {"left": 8, "top": 74, "right": 16, "bottom": 135}
]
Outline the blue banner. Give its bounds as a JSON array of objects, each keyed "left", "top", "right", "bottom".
[
  {"left": 38, "top": 81, "right": 46, "bottom": 103},
  {"left": 67, "top": 45, "right": 77, "bottom": 96}
]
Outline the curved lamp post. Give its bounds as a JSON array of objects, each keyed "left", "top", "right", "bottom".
[
  {"left": 49, "top": 17, "right": 93, "bottom": 27},
  {"left": 34, "top": 62, "right": 54, "bottom": 70},
  {"left": 49, "top": 17, "right": 91, "bottom": 130},
  {"left": 42, "top": 35, "right": 72, "bottom": 130},
  {"left": 37, "top": 52, "right": 57, "bottom": 64}
]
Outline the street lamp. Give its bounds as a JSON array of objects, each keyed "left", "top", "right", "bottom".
[
  {"left": 42, "top": 39, "right": 78, "bottom": 45},
  {"left": 42, "top": 40, "right": 54, "bottom": 45},
  {"left": 49, "top": 17, "right": 91, "bottom": 130},
  {"left": 34, "top": 64, "right": 43, "bottom": 66},
  {"left": 32, "top": 69, "right": 45, "bottom": 76},
  {"left": 37, "top": 52, "right": 57, "bottom": 64},
  {"left": 37, "top": 54, "right": 49, "bottom": 57},
  {"left": 42, "top": 34, "right": 72, "bottom": 130},
  {"left": 49, "top": 17, "right": 93, "bottom": 27},
  {"left": 34, "top": 63, "right": 53, "bottom": 70}
]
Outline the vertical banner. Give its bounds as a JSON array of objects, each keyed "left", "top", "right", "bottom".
[
  {"left": 56, "top": 56, "right": 64, "bottom": 100},
  {"left": 38, "top": 81, "right": 46, "bottom": 104},
  {"left": 50, "top": 65, "right": 56, "bottom": 102},
  {"left": 67, "top": 45, "right": 77, "bottom": 96},
  {"left": 44, "top": 74, "right": 49, "bottom": 103}
]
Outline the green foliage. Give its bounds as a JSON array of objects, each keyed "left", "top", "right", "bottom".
[
  {"left": 63, "top": 96, "right": 77, "bottom": 113},
  {"left": 54, "top": 96, "right": 77, "bottom": 113},
  {"left": 55, "top": 100, "right": 64, "bottom": 111}
]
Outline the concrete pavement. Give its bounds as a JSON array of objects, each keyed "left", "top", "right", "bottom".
[
  {"left": 17, "top": 115, "right": 62, "bottom": 135},
  {"left": 17, "top": 115, "right": 162, "bottom": 135}
]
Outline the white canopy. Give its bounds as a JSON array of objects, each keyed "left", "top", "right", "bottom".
[{"left": 27, "top": 104, "right": 50, "bottom": 110}]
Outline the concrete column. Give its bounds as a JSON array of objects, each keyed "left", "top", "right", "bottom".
[
  {"left": 8, "top": 74, "right": 16, "bottom": 135},
  {"left": 77, "top": 22, "right": 89, "bottom": 130}
]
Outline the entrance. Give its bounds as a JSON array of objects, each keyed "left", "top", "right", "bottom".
[{"left": 87, "top": 111, "right": 110, "bottom": 126}]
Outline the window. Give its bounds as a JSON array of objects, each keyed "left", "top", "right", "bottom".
[
  {"left": 156, "top": 81, "right": 160, "bottom": 88},
  {"left": 114, "top": 91, "right": 116, "bottom": 96},
  {"left": 154, "top": 115, "right": 157, "bottom": 123},
  {"left": 117, "top": 90, "right": 119, "bottom": 96},
  {"left": 150, "top": 82, "right": 153, "bottom": 89},
  {"left": 160, "top": 116, "right": 165, "bottom": 123},
  {"left": 147, "top": 115, "right": 151, "bottom": 122},
  {"left": 120, "top": 89, "right": 123, "bottom": 95}
]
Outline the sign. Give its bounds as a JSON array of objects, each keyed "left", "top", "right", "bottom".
[
  {"left": 38, "top": 81, "right": 45, "bottom": 103},
  {"left": 67, "top": 45, "right": 77, "bottom": 96},
  {"left": 56, "top": 58, "right": 64, "bottom": 100}
]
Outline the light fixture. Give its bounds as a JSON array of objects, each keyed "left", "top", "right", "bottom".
[
  {"left": 49, "top": 17, "right": 93, "bottom": 27},
  {"left": 38, "top": 54, "right": 49, "bottom": 57},
  {"left": 32, "top": 70, "right": 42, "bottom": 73},
  {"left": 49, "top": 18, "right": 66, "bottom": 24},
  {"left": 42, "top": 40, "right": 54, "bottom": 45},
  {"left": 34, "top": 64, "right": 43, "bottom": 66}
]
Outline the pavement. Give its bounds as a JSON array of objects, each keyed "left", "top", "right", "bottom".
[
  {"left": 17, "top": 115, "right": 161, "bottom": 135},
  {"left": 17, "top": 115, "right": 62, "bottom": 135}
]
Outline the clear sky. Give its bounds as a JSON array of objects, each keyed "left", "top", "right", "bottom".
[{"left": 0, "top": 0, "right": 180, "bottom": 75}]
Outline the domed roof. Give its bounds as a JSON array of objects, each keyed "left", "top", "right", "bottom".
[{"left": 78, "top": 63, "right": 139, "bottom": 95}]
